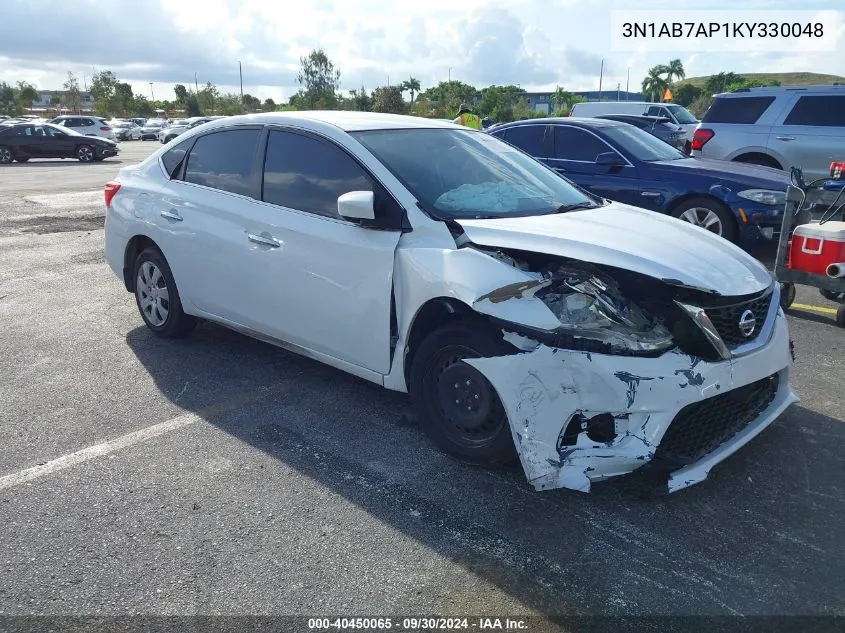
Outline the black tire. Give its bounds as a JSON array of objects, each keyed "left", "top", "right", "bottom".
[
  {"left": 76, "top": 144, "right": 95, "bottom": 163},
  {"left": 670, "top": 196, "right": 738, "bottom": 243},
  {"left": 780, "top": 282, "right": 796, "bottom": 309},
  {"left": 820, "top": 289, "right": 844, "bottom": 302},
  {"left": 0, "top": 146, "right": 14, "bottom": 164},
  {"left": 132, "top": 247, "right": 196, "bottom": 338},
  {"left": 15, "top": 157, "right": 29, "bottom": 163},
  {"left": 409, "top": 322, "right": 517, "bottom": 465},
  {"left": 837, "top": 304, "right": 845, "bottom": 328}
]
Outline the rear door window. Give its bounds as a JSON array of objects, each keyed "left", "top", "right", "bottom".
[
  {"left": 783, "top": 96, "right": 845, "bottom": 127},
  {"left": 502, "top": 124, "right": 550, "bottom": 157},
  {"left": 553, "top": 126, "right": 612, "bottom": 162},
  {"left": 702, "top": 97, "right": 775, "bottom": 124},
  {"left": 183, "top": 128, "right": 261, "bottom": 197}
]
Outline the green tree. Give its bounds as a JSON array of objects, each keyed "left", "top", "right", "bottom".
[
  {"left": 665, "top": 59, "right": 686, "bottom": 84},
  {"left": 16, "top": 81, "right": 38, "bottom": 112},
  {"left": 418, "top": 80, "right": 477, "bottom": 117},
  {"left": 90, "top": 70, "right": 121, "bottom": 116},
  {"left": 216, "top": 93, "right": 245, "bottom": 115},
  {"left": 672, "top": 83, "right": 702, "bottom": 107},
  {"left": 642, "top": 65, "right": 670, "bottom": 102},
  {"left": 133, "top": 94, "right": 154, "bottom": 117},
  {"left": 242, "top": 93, "right": 261, "bottom": 112},
  {"left": 63, "top": 72, "right": 82, "bottom": 113},
  {"left": 293, "top": 48, "right": 341, "bottom": 109},
  {"left": 184, "top": 93, "right": 202, "bottom": 117},
  {"left": 115, "top": 82, "right": 134, "bottom": 115},
  {"left": 689, "top": 94, "right": 713, "bottom": 118},
  {"left": 263, "top": 98, "right": 277, "bottom": 111},
  {"left": 197, "top": 81, "right": 219, "bottom": 114},
  {"left": 343, "top": 86, "right": 371, "bottom": 112},
  {"left": 704, "top": 72, "right": 744, "bottom": 95},
  {"left": 173, "top": 84, "right": 188, "bottom": 106},
  {"left": 512, "top": 97, "right": 545, "bottom": 120},
  {"left": 476, "top": 85, "right": 524, "bottom": 122},
  {"left": 400, "top": 77, "right": 421, "bottom": 106},
  {"left": 371, "top": 86, "right": 406, "bottom": 114},
  {"left": 0, "top": 82, "right": 22, "bottom": 116}
]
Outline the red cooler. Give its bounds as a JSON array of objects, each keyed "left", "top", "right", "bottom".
[{"left": 788, "top": 221, "right": 845, "bottom": 276}]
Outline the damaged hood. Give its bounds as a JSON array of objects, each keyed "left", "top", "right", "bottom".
[{"left": 456, "top": 203, "right": 772, "bottom": 296}]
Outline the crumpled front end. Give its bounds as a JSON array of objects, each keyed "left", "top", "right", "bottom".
[{"left": 464, "top": 306, "right": 796, "bottom": 494}]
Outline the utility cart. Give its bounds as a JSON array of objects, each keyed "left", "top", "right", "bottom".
[{"left": 775, "top": 162, "right": 845, "bottom": 327}]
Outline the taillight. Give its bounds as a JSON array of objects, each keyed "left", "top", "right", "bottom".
[
  {"left": 104, "top": 181, "right": 121, "bottom": 207},
  {"left": 691, "top": 128, "right": 714, "bottom": 151},
  {"left": 830, "top": 161, "right": 844, "bottom": 179}
]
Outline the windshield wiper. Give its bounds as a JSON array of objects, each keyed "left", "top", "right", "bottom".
[{"left": 553, "top": 202, "right": 598, "bottom": 213}]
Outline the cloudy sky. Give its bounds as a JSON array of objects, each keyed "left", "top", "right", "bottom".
[{"left": 0, "top": 0, "right": 843, "bottom": 103}]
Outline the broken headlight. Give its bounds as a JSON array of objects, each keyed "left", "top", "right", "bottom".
[{"left": 538, "top": 265, "right": 674, "bottom": 354}]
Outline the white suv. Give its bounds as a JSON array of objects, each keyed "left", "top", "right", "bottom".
[
  {"left": 50, "top": 115, "right": 115, "bottom": 140},
  {"left": 103, "top": 112, "right": 795, "bottom": 495},
  {"left": 691, "top": 85, "right": 845, "bottom": 182}
]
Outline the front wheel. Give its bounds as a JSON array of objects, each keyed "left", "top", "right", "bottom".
[
  {"left": 671, "top": 197, "right": 737, "bottom": 242},
  {"left": 133, "top": 248, "right": 196, "bottom": 338},
  {"left": 76, "top": 144, "right": 94, "bottom": 162},
  {"left": 409, "top": 323, "right": 517, "bottom": 465}
]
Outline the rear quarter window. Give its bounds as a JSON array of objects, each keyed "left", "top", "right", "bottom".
[
  {"left": 783, "top": 96, "right": 845, "bottom": 127},
  {"left": 701, "top": 96, "right": 775, "bottom": 124}
]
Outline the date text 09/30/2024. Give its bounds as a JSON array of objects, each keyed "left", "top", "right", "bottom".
[{"left": 308, "top": 617, "right": 529, "bottom": 630}]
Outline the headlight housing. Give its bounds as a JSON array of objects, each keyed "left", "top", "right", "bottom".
[
  {"left": 738, "top": 189, "right": 786, "bottom": 206},
  {"left": 537, "top": 265, "right": 674, "bottom": 354}
]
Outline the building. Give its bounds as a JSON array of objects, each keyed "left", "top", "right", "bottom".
[
  {"left": 521, "top": 90, "right": 648, "bottom": 115},
  {"left": 29, "top": 90, "right": 95, "bottom": 115}
]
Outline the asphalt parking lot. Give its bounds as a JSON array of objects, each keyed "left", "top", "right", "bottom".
[{"left": 0, "top": 141, "right": 843, "bottom": 626}]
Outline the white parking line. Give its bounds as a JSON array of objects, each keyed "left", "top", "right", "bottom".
[
  {"left": 0, "top": 413, "right": 199, "bottom": 491},
  {"left": 23, "top": 190, "right": 104, "bottom": 208}
]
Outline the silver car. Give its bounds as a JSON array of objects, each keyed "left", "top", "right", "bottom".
[{"left": 691, "top": 85, "right": 845, "bottom": 182}]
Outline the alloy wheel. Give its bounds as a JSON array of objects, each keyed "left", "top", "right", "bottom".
[
  {"left": 0, "top": 147, "right": 12, "bottom": 164},
  {"left": 77, "top": 145, "right": 94, "bottom": 162},
  {"left": 678, "top": 207, "right": 723, "bottom": 236},
  {"left": 136, "top": 261, "right": 170, "bottom": 327}
]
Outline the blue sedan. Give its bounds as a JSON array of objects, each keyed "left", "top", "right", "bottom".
[{"left": 488, "top": 118, "right": 791, "bottom": 245}]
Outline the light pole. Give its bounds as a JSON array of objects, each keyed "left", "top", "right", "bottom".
[
  {"left": 238, "top": 61, "right": 244, "bottom": 105},
  {"left": 149, "top": 83, "right": 154, "bottom": 101},
  {"left": 448, "top": 67, "right": 452, "bottom": 82}
]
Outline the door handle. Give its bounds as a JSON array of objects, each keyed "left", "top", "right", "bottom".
[
  {"left": 641, "top": 191, "right": 661, "bottom": 197},
  {"left": 247, "top": 233, "right": 281, "bottom": 248},
  {"left": 160, "top": 209, "right": 182, "bottom": 221},
  {"left": 775, "top": 135, "right": 795, "bottom": 141}
]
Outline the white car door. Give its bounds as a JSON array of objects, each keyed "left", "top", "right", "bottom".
[{"left": 231, "top": 127, "right": 403, "bottom": 375}]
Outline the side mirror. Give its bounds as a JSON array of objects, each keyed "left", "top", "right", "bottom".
[
  {"left": 337, "top": 191, "right": 375, "bottom": 221},
  {"left": 596, "top": 151, "right": 625, "bottom": 167}
]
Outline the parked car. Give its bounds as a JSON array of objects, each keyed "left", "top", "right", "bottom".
[
  {"left": 570, "top": 101, "right": 700, "bottom": 138},
  {"left": 111, "top": 121, "right": 142, "bottom": 141},
  {"left": 691, "top": 85, "right": 845, "bottom": 182},
  {"left": 140, "top": 119, "right": 167, "bottom": 140},
  {"left": 129, "top": 118, "right": 147, "bottom": 128},
  {"left": 488, "top": 117, "right": 790, "bottom": 245},
  {"left": 159, "top": 116, "right": 223, "bottom": 143},
  {"left": 0, "top": 122, "right": 119, "bottom": 163},
  {"left": 593, "top": 114, "right": 689, "bottom": 152},
  {"left": 50, "top": 115, "right": 115, "bottom": 140},
  {"left": 103, "top": 112, "right": 795, "bottom": 495}
]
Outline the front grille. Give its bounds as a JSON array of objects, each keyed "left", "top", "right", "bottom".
[
  {"left": 654, "top": 373, "right": 779, "bottom": 466},
  {"left": 704, "top": 291, "right": 772, "bottom": 347}
]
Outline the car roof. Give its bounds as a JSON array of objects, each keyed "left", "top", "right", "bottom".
[
  {"left": 714, "top": 84, "right": 845, "bottom": 98},
  {"left": 494, "top": 117, "right": 624, "bottom": 129},
  {"left": 200, "top": 111, "right": 459, "bottom": 132}
]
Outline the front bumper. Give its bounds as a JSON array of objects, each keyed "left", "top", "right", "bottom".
[
  {"left": 728, "top": 199, "right": 784, "bottom": 243},
  {"left": 97, "top": 145, "right": 119, "bottom": 158},
  {"left": 465, "top": 309, "right": 796, "bottom": 494}
]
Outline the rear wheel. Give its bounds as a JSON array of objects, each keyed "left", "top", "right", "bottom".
[
  {"left": 409, "top": 323, "right": 517, "bottom": 465},
  {"left": 0, "top": 146, "right": 13, "bottom": 164},
  {"left": 133, "top": 248, "right": 196, "bottom": 338},
  {"left": 671, "top": 197, "right": 737, "bottom": 243},
  {"left": 76, "top": 144, "right": 94, "bottom": 162}
]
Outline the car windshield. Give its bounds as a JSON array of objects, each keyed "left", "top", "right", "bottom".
[
  {"left": 352, "top": 128, "right": 599, "bottom": 220},
  {"left": 601, "top": 124, "right": 688, "bottom": 162},
  {"left": 666, "top": 105, "right": 698, "bottom": 124}
]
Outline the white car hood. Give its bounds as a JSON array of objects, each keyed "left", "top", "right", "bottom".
[{"left": 456, "top": 202, "right": 772, "bottom": 297}]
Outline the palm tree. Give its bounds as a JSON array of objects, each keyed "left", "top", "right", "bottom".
[
  {"left": 401, "top": 77, "right": 421, "bottom": 106},
  {"left": 642, "top": 65, "right": 670, "bottom": 102},
  {"left": 665, "top": 59, "right": 685, "bottom": 84}
]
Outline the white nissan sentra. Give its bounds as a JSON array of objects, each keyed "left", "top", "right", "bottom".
[{"left": 104, "top": 112, "right": 797, "bottom": 494}]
